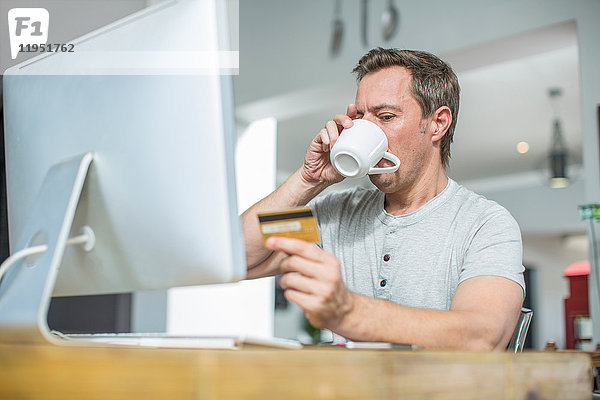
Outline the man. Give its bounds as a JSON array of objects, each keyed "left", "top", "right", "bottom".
[{"left": 242, "top": 48, "right": 524, "bottom": 350}]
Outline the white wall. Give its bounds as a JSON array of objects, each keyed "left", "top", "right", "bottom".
[{"left": 464, "top": 171, "right": 586, "bottom": 236}]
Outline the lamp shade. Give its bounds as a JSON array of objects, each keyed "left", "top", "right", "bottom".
[{"left": 550, "top": 149, "right": 569, "bottom": 188}]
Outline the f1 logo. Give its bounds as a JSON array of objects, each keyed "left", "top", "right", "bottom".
[{"left": 8, "top": 8, "right": 49, "bottom": 60}]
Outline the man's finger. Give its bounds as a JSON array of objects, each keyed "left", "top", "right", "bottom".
[
  {"left": 346, "top": 103, "right": 357, "bottom": 119},
  {"left": 318, "top": 128, "right": 329, "bottom": 145},
  {"left": 333, "top": 114, "right": 353, "bottom": 130},
  {"left": 280, "top": 255, "right": 323, "bottom": 278},
  {"left": 284, "top": 289, "right": 319, "bottom": 313},
  {"left": 318, "top": 128, "right": 330, "bottom": 152},
  {"left": 265, "top": 237, "right": 328, "bottom": 263},
  {"left": 280, "top": 271, "right": 323, "bottom": 294},
  {"left": 326, "top": 119, "right": 343, "bottom": 150}
]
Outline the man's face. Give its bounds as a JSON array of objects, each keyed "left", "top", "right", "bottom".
[{"left": 354, "top": 66, "right": 436, "bottom": 193}]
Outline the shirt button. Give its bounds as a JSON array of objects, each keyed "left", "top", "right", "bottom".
[
  {"left": 383, "top": 254, "right": 391, "bottom": 262},
  {"left": 380, "top": 279, "right": 387, "bottom": 287}
]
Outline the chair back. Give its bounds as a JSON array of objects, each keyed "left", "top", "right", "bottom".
[{"left": 507, "top": 307, "right": 533, "bottom": 353}]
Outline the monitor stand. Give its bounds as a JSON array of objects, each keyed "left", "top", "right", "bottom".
[{"left": 0, "top": 153, "right": 93, "bottom": 344}]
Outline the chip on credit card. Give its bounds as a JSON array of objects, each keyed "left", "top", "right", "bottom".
[{"left": 257, "top": 206, "right": 320, "bottom": 244}]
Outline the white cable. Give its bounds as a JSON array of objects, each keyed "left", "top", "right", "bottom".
[
  {"left": 0, "top": 245, "right": 48, "bottom": 282},
  {"left": 0, "top": 232, "right": 92, "bottom": 284}
]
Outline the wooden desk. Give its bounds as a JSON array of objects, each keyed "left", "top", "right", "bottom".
[{"left": 0, "top": 344, "right": 591, "bottom": 399}]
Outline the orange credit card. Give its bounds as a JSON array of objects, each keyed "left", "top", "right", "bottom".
[{"left": 257, "top": 206, "right": 320, "bottom": 244}]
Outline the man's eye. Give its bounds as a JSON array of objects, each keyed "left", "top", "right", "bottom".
[{"left": 380, "top": 115, "right": 394, "bottom": 121}]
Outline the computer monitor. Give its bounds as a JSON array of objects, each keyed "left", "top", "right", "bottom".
[{"left": 0, "top": 0, "right": 245, "bottom": 343}]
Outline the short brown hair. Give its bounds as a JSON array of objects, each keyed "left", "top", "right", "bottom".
[{"left": 353, "top": 48, "right": 460, "bottom": 169}]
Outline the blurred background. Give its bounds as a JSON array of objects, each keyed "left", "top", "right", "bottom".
[
  {"left": 1, "top": 0, "right": 599, "bottom": 350},
  {"left": 234, "top": 1, "right": 598, "bottom": 350}
]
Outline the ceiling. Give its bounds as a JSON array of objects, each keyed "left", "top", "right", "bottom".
[{"left": 449, "top": 44, "right": 580, "bottom": 182}]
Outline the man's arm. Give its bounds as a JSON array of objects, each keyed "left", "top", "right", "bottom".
[
  {"left": 242, "top": 106, "right": 358, "bottom": 278},
  {"left": 338, "top": 276, "right": 523, "bottom": 350},
  {"left": 269, "top": 236, "right": 523, "bottom": 350},
  {"left": 242, "top": 168, "right": 328, "bottom": 278}
]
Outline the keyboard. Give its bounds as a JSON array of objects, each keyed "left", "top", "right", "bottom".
[{"left": 56, "top": 331, "right": 303, "bottom": 349}]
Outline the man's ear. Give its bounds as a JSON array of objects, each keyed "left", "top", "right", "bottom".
[{"left": 430, "top": 106, "right": 452, "bottom": 143}]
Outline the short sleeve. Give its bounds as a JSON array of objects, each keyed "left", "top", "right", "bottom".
[
  {"left": 308, "top": 189, "right": 350, "bottom": 249},
  {"left": 459, "top": 208, "right": 526, "bottom": 294},
  {"left": 308, "top": 186, "right": 378, "bottom": 251}
]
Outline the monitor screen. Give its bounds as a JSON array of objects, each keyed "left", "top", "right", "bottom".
[{"left": 1, "top": 0, "right": 245, "bottom": 300}]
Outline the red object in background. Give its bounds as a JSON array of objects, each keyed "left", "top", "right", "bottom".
[{"left": 563, "top": 261, "right": 591, "bottom": 349}]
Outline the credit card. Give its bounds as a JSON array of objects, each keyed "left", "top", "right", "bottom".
[{"left": 257, "top": 206, "right": 320, "bottom": 244}]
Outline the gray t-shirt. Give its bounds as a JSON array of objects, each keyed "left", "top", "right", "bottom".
[{"left": 311, "top": 179, "right": 525, "bottom": 314}]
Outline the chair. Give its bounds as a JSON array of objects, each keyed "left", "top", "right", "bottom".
[{"left": 507, "top": 307, "right": 533, "bottom": 353}]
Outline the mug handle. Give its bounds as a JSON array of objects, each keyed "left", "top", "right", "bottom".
[{"left": 368, "top": 152, "right": 400, "bottom": 174}]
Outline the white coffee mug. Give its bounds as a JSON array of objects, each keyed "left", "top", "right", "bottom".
[{"left": 330, "top": 119, "right": 400, "bottom": 178}]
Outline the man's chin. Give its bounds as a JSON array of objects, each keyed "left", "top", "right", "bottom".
[{"left": 368, "top": 173, "right": 396, "bottom": 192}]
